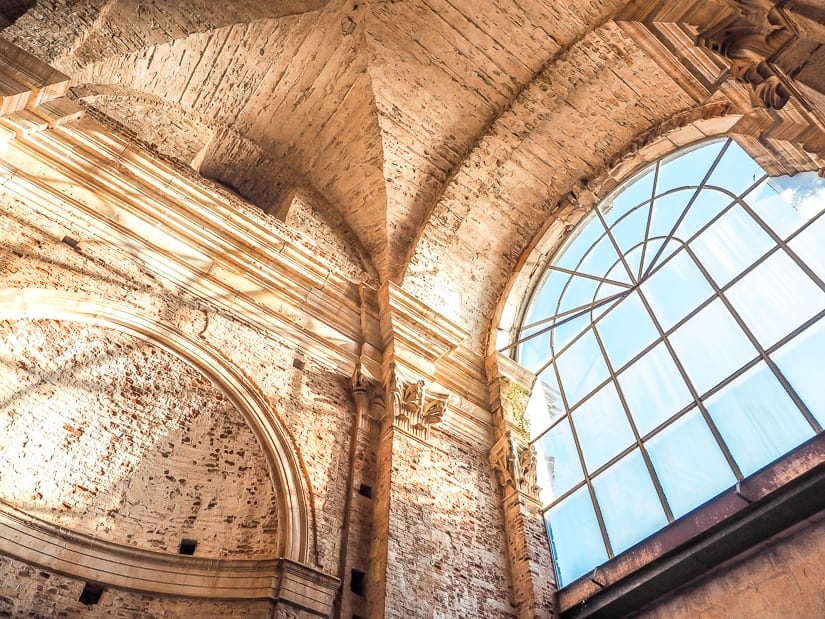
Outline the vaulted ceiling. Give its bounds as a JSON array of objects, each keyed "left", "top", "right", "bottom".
[{"left": 6, "top": 1, "right": 824, "bottom": 342}]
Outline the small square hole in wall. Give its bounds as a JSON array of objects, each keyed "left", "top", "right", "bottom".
[
  {"left": 350, "top": 569, "right": 366, "bottom": 596},
  {"left": 292, "top": 357, "right": 305, "bottom": 370},
  {"left": 357, "top": 483, "right": 372, "bottom": 498},
  {"left": 79, "top": 582, "right": 104, "bottom": 605},
  {"left": 179, "top": 539, "right": 197, "bottom": 555},
  {"left": 61, "top": 236, "right": 80, "bottom": 251}
]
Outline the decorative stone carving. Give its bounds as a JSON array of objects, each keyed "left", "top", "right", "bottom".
[
  {"left": 696, "top": 0, "right": 796, "bottom": 108},
  {"left": 351, "top": 363, "right": 385, "bottom": 426},
  {"left": 382, "top": 364, "right": 451, "bottom": 439},
  {"left": 490, "top": 434, "right": 517, "bottom": 490},
  {"left": 490, "top": 433, "right": 540, "bottom": 501},
  {"left": 517, "top": 443, "right": 540, "bottom": 499}
]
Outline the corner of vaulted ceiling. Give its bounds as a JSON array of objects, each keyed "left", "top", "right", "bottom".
[{"left": 20, "top": 0, "right": 393, "bottom": 283}]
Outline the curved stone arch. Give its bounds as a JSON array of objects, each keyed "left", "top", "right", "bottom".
[{"left": 0, "top": 287, "right": 313, "bottom": 565}]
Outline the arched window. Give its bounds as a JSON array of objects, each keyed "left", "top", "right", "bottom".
[{"left": 516, "top": 137, "right": 825, "bottom": 587}]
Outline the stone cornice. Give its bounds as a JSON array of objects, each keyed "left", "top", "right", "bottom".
[
  {"left": 0, "top": 500, "right": 338, "bottom": 613},
  {"left": 378, "top": 282, "right": 468, "bottom": 374},
  {"left": 0, "top": 121, "right": 381, "bottom": 378}
]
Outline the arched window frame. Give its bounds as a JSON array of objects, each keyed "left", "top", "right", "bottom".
[{"left": 494, "top": 124, "right": 825, "bottom": 615}]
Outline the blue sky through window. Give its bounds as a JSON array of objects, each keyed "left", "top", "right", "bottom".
[{"left": 517, "top": 138, "right": 825, "bottom": 586}]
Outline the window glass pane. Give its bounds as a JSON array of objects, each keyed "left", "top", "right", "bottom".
[
  {"left": 578, "top": 232, "right": 625, "bottom": 280},
  {"left": 706, "top": 139, "right": 764, "bottom": 196},
  {"left": 676, "top": 187, "right": 732, "bottom": 240},
  {"left": 592, "top": 449, "right": 668, "bottom": 555},
  {"left": 669, "top": 299, "right": 757, "bottom": 396},
  {"left": 546, "top": 486, "right": 608, "bottom": 586},
  {"left": 690, "top": 204, "right": 774, "bottom": 287},
  {"left": 641, "top": 237, "right": 665, "bottom": 272},
  {"left": 596, "top": 291, "right": 658, "bottom": 370},
  {"left": 789, "top": 214, "right": 825, "bottom": 280},
  {"left": 624, "top": 245, "right": 644, "bottom": 282},
  {"left": 609, "top": 204, "right": 649, "bottom": 262},
  {"left": 602, "top": 167, "right": 655, "bottom": 226},
  {"left": 591, "top": 263, "right": 630, "bottom": 319},
  {"left": 641, "top": 247, "right": 714, "bottom": 331},
  {"left": 551, "top": 312, "right": 591, "bottom": 358},
  {"left": 726, "top": 250, "right": 825, "bottom": 348},
  {"left": 746, "top": 172, "right": 825, "bottom": 238},
  {"left": 646, "top": 408, "right": 736, "bottom": 518},
  {"left": 648, "top": 189, "right": 694, "bottom": 240},
  {"left": 618, "top": 342, "right": 693, "bottom": 436},
  {"left": 527, "top": 368, "right": 565, "bottom": 437},
  {"left": 525, "top": 270, "right": 567, "bottom": 325},
  {"left": 557, "top": 274, "right": 600, "bottom": 315},
  {"left": 556, "top": 214, "right": 602, "bottom": 271},
  {"left": 773, "top": 321, "right": 825, "bottom": 428},
  {"left": 706, "top": 362, "right": 815, "bottom": 476},
  {"left": 571, "top": 382, "right": 634, "bottom": 472},
  {"left": 535, "top": 418, "right": 584, "bottom": 504},
  {"left": 518, "top": 324, "right": 550, "bottom": 374},
  {"left": 656, "top": 140, "right": 724, "bottom": 196},
  {"left": 555, "top": 328, "right": 609, "bottom": 406}
]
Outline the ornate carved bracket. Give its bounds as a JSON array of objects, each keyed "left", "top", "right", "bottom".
[
  {"left": 490, "top": 433, "right": 540, "bottom": 501},
  {"left": 696, "top": 0, "right": 797, "bottom": 108},
  {"left": 351, "top": 364, "right": 385, "bottom": 429},
  {"left": 381, "top": 364, "right": 451, "bottom": 441}
]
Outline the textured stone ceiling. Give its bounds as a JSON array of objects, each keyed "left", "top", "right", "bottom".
[
  {"left": 10, "top": 0, "right": 795, "bottom": 312},
  {"left": 6, "top": 0, "right": 644, "bottom": 282}
]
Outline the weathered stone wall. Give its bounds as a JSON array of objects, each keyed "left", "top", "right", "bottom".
[
  {"left": 0, "top": 164, "right": 514, "bottom": 615},
  {"left": 372, "top": 426, "right": 515, "bottom": 618},
  {"left": 637, "top": 513, "right": 825, "bottom": 619},
  {"left": 0, "top": 318, "right": 280, "bottom": 557},
  {"left": 0, "top": 181, "right": 355, "bottom": 603},
  {"left": 0, "top": 554, "right": 275, "bottom": 618}
]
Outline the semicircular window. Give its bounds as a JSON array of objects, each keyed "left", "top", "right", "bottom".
[{"left": 516, "top": 137, "right": 825, "bottom": 587}]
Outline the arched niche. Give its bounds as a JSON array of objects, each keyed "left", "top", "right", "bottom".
[{"left": 0, "top": 287, "right": 312, "bottom": 567}]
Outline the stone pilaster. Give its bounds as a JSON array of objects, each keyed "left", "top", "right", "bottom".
[
  {"left": 487, "top": 352, "right": 556, "bottom": 619},
  {"left": 366, "top": 283, "right": 463, "bottom": 618}
]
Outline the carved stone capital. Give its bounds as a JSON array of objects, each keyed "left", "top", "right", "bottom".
[
  {"left": 490, "top": 432, "right": 540, "bottom": 502},
  {"left": 351, "top": 364, "right": 385, "bottom": 434},
  {"left": 383, "top": 364, "right": 451, "bottom": 441},
  {"left": 696, "top": 0, "right": 797, "bottom": 109}
]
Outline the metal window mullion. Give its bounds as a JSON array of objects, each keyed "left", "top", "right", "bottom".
[
  {"left": 683, "top": 245, "right": 824, "bottom": 434},
  {"left": 738, "top": 199, "right": 825, "bottom": 294},
  {"left": 634, "top": 285, "right": 745, "bottom": 481},
  {"left": 594, "top": 207, "right": 638, "bottom": 286},
  {"left": 506, "top": 292, "right": 628, "bottom": 359},
  {"left": 643, "top": 139, "right": 732, "bottom": 278},
  {"left": 549, "top": 359, "right": 615, "bottom": 559},
  {"left": 520, "top": 290, "right": 629, "bottom": 333},
  {"left": 590, "top": 322, "right": 675, "bottom": 522},
  {"left": 547, "top": 264, "right": 633, "bottom": 289},
  {"left": 638, "top": 162, "right": 660, "bottom": 280}
]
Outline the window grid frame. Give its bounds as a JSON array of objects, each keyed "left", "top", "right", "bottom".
[{"left": 519, "top": 137, "right": 825, "bottom": 580}]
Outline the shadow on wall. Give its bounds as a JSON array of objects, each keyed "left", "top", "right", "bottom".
[
  {"left": 0, "top": 1, "right": 33, "bottom": 29},
  {"left": 0, "top": 318, "right": 282, "bottom": 559}
]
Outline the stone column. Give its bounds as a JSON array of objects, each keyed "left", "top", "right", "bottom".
[{"left": 487, "top": 352, "right": 556, "bottom": 618}]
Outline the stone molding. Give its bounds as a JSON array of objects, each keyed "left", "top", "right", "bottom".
[
  {"left": 486, "top": 352, "right": 554, "bottom": 618},
  {"left": 0, "top": 500, "right": 338, "bottom": 613}
]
